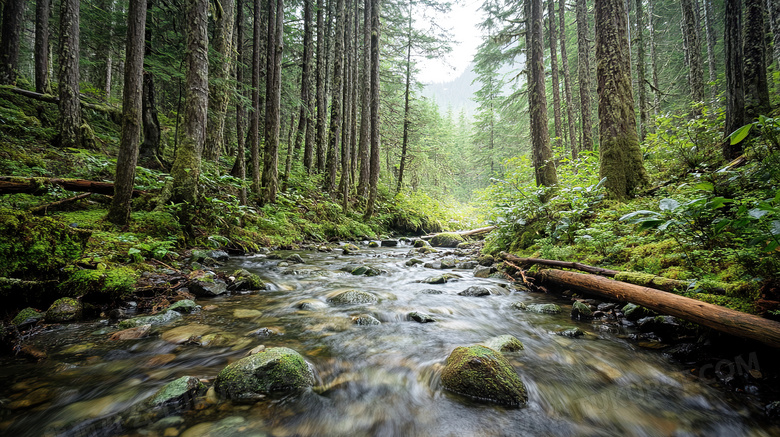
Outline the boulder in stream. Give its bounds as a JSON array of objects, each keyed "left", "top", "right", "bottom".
[
  {"left": 381, "top": 240, "right": 399, "bottom": 247},
  {"left": 622, "top": 303, "right": 653, "bottom": 321},
  {"left": 473, "top": 266, "right": 495, "bottom": 278},
  {"left": 418, "top": 273, "right": 461, "bottom": 284},
  {"left": 327, "top": 289, "right": 379, "bottom": 305},
  {"left": 407, "top": 311, "right": 435, "bottom": 323},
  {"left": 441, "top": 345, "right": 527, "bottom": 406},
  {"left": 187, "top": 271, "right": 229, "bottom": 297},
  {"left": 12, "top": 307, "right": 43, "bottom": 328},
  {"left": 352, "top": 314, "right": 381, "bottom": 325},
  {"left": 228, "top": 269, "right": 266, "bottom": 292},
  {"left": 167, "top": 299, "right": 200, "bottom": 314},
  {"left": 119, "top": 309, "right": 182, "bottom": 329},
  {"left": 571, "top": 301, "right": 594, "bottom": 320},
  {"left": 110, "top": 324, "right": 152, "bottom": 340},
  {"left": 405, "top": 258, "right": 424, "bottom": 267},
  {"left": 45, "top": 297, "right": 82, "bottom": 323},
  {"left": 123, "top": 376, "right": 206, "bottom": 429},
  {"left": 458, "top": 285, "right": 493, "bottom": 297},
  {"left": 214, "top": 347, "right": 315, "bottom": 401},
  {"left": 513, "top": 302, "right": 562, "bottom": 314},
  {"left": 483, "top": 335, "right": 524, "bottom": 352},
  {"left": 430, "top": 233, "right": 465, "bottom": 248}
]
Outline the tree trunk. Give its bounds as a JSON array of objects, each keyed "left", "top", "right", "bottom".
[
  {"left": 680, "top": 0, "right": 705, "bottom": 107},
  {"left": 595, "top": 0, "right": 648, "bottom": 199},
  {"left": 315, "top": 0, "right": 328, "bottom": 174},
  {"left": 530, "top": 0, "right": 558, "bottom": 188},
  {"left": 0, "top": 0, "right": 24, "bottom": 85},
  {"left": 327, "top": 0, "right": 346, "bottom": 194},
  {"left": 249, "top": 0, "right": 263, "bottom": 194},
  {"left": 648, "top": 0, "right": 661, "bottom": 115},
  {"left": 108, "top": 0, "right": 147, "bottom": 226},
  {"left": 363, "top": 0, "right": 381, "bottom": 219},
  {"left": 530, "top": 268, "right": 780, "bottom": 349},
  {"left": 702, "top": 0, "right": 718, "bottom": 101},
  {"left": 576, "top": 0, "right": 593, "bottom": 151},
  {"left": 140, "top": 7, "right": 162, "bottom": 167},
  {"left": 744, "top": 0, "right": 771, "bottom": 121},
  {"left": 233, "top": 0, "right": 247, "bottom": 204},
  {"left": 35, "top": 0, "right": 52, "bottom": 94},
  {"left": 769, "top": 0, "right": 780, "bottom": 66},
  {"left": 349, "top": 0, "right": 360, "bottom": 189},
  {"left": 0, "top": 177, "right": 146, "bottom": 197},
  {"left": 92, "top": 0, "right": 115, "bottom": 99},
  {"left": 559, "top": 0, "right": 578, "bottom": 159},
  {"left": 357, "top": 0, "right": 372, "bottom": 197},
  {"left": 170, "top": 0, "right": 209, "bottom": 212},
  {"left": 339, "top": 0, "right": 355, "bottom": 211},
  {"left": 723, "top": 0, "right": 745, "bottom": 159},
  {"left": 262, "top": 0, "right": 283, "bottom": 204},
  {"left": 397, "top": 5, "right": 413, "bottom": 194},
  {"left": 58, "top": 0, "right": 82, "bottom": 148},
  {"left": 547, "top": 0, "right": 563, "bottom": 154},
  {"left": 204, "top": 0, "right": 236, "bottom": 163},
  {"left": 634, "top": 0, "right": 648, "bottom": 140},
  {"left": 296, "top": 0, "right": 315, "bottom": 174}
]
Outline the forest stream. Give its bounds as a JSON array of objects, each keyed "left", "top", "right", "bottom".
[{"left": 1, "top": 243, "right": 777, "bottom": 437}]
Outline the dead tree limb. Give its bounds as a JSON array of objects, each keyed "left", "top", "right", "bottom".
[
  {"left": 0, "top": 177, "right": 147, "bottom": 197},
  {"left": 30, "top": 192, "right": 93, "bottom": 215},
  {"left": 421, "top": 226, "right": 497, "bottom": 240},
  {"left": 528, "top": 268, "right": 780, "bottom": 348},
  {"left": 7, "top": 87, "right": 121, "bottom": 120}
]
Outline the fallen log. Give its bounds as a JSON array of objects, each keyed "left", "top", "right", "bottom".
[
  {"left": 8, "top": 87, "right": 121, "bottom": 119},
  {"left": 0, "top": 177, "right": 147, "bottom": 197},
  {"left": 499, "top": 252, "right": 700, "bottom": 293},
  {"left": 529, "top": 268, "right": 780, "bottom": 349},
  {"left": 30, "top": 193, "right": 93, "bottom": 215},
  {"left": 421, "top": 226, "right": 497, "bottom": 240}
]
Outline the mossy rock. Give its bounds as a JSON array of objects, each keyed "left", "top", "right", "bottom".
[
  {"left": 417, "top": 246, "right": 438, "bottom": 254},
  {"left": 148, "top": 376, "right": 207, "bottom": 407},
  {"left": 12, "top": 307, "right": 43, "bottom": 327},
  {"left": 59, "top": 266, "right": 138, "bottom": 301},
  {"left": 483, "top": 335, "right": 524, "bottom": 352},
  {"left": 419, "top": 273, "right": 462, "bottom": 284},
  {"left": 326, "top": 289, "right": 379, "bottom": 305},
  {"left": 45, "top": 297, "right": 82, "bottom": 323},
  {"left": 368, "top": 241, "right": 380, "bottom": 248},
  {"left": 0, "top": 208, "right": 90, "bottom": 279},
  {"left": 571, "top": 301, "right": 593, "bottom": 320},
  {"left": 413, "top": 239, "right": 429, "bottom": 248},
  {"left": 119, "top": 310, "right": 182, "bottom": 329},
  {"left": 213, "top": 347, "right": 315, "bottom": 401},
  {"left": 477, "top": 255, "right": 495, "bottom": 266},
  {"left": 167, "top": 299, "right": 200, "bottom": 314},
  {"left": 622, "top": 303, "right": 652, "bottom": 321},
  {"left": 458, "top": 285, "right": 493, "bottom": 297},
  {"left": 430, "top": 233, "right": 465, "bottom": 248},
  {"left": 555, "top": 327, "right": 585, "bottom": 338},
  {"left": 407, "top": 311, "right": 435, "bottom": 323},
  {"left": 441, "top": 345, "right": 527, "bottom": 406},
  {"left": 405, "top": 258, "right": 424, "bottom": 267},
  {"left": 229, "top": 269, "right": 266, "bottom": 292},
  {"left": 524, "top": 303, "right": 562, "bottom": 314}
]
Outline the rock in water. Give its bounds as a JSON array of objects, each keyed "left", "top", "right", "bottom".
[
  {"left": 571, "top": 301, "right": 593, "bottom": 320},
  {"left": 45, "top": 297, "right": 82, "bottom": 323},
  {"left": 483, "top": 335, "right": 524, "bottom": 352},
  {"left": 326, "top": 289, "right": 379, "bottom": 305},
  {"left": 458, "top": 286, "right": 492, "bottom": 297},
  {"left": 214, "top": 347, "right": 315, "bottom": 401},
  {"left": 430, "top": 233, "right": 465, "bottom": 248},
  {"left": 441, "top": 345, "right": 527, "bottom": 406}
]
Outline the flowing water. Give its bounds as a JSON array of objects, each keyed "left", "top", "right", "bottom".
[{"left": 1, "top": 244, "right": 777, "bottom": 436}]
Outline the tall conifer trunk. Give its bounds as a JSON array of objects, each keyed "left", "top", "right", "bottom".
[
  {"left": 262, "top": 0, "right": 283, "bottom": 204},
  {"left": 547, "top": 0, "right": 563, "bottom": 154},
  {"left": 559, "top": 0, "right": 578, "bottom": 158},
  {"left": 744, "top": 0, "right": 771, "bottom": 120},
  {"left": 723, "top": 0, "right": 745, "bottom": 160},
  {"left": 576, "top": 0, "right": 593, "bottom": 151},
  {"left": 205, "top": 0, "right": 236, "bottom": 163},
  {"left": 58, "top": 0, "right": 82, "bottom": 148},
  {"left": 364, "top": 0, "right": 381, "bottom": 219},
  {"left": 327, "top": 0, "right": 346, "bottom": 193},
  {"left": 0, "top": 0, "right": 25, "bottom": 85},
  {"left": 357, "top": 0, "right": 372, "bottom": 197},
  {"left": 35, "top": 0, "right": 52, "bottom": 94},
  {"left": 634, "top": 0, "right": 648, "bottom": 140},
  {"left": 530, "top": 0, "right": 558, "bottom": 188}
]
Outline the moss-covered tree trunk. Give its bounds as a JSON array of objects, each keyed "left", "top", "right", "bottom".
[
  {"left": 315, "top": 0, "right": 329, "bottom": 174},
  {"left": 723, "top": 0, "right": 745, "bottom": 159},
  {"left": 680, "top": 0, "right": 704, "bottom": 107},
  {"left": 357, "top": 0, "right": 372, "bottom": 197},
  {"left": 326, "top": 0, "right": 345, "bottom": 194},
  {"left": 529, "top": 0, "right": 558, "bottom": 188},
  {"left": 634, "top": 0, "right": 648, "bottom": 140},
  {"left": 339, "top": 0, "right": 354, "bottom": 211},
  {"left": 261, "top": 0, "right": 283, "bottom": 204},
  {"left": 0, "top": 0, "right": 24, "bottom": 85},
  {"left": 702, "top": 0, "right": 718, "bottom": 100},
  {"left": 232, "top": 0, "right": 247, "bottom": 204},
  {"left": 140, "top": 7, "right": 162, "bottom": 167},
  {"left": 296, "top": 0, "right": 315, "bottom": 174},
  {"left": 108, "top": 0, "right": 147, "bottom": 226},
  {"left": 559, "top": 0, "right": 577, "bottom": 158},
  {"left": 648, "top": 0, "right": 661, "bottom": 116},
  {"left": 576, "top": 0, "right": 593, "bottom": 152},
  {"left": 363, "top": 0, "right": 381, "bottom": 219},
  {"left": 35, "top": 0, "right": 52, "bottom": 94},
  {"left": 204, "top": 0, "right": 236, "bottom": 164},
  {"left": 170, "top": 0, "right": 209, "bottom": 213},
  {"left": 547, "top": 0, "right": 563, "bottom": 154},
  {"left": 744, "top": 0, "right": 771, "bottom": 121},
  {"left": 58, "top": 0, "right": 82, "bottom": 148},
  {"left": 595, "top": 0, "right": 648, "bottom": 199}
]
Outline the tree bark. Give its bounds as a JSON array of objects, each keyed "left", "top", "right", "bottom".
[
  {"left": 170, "top": 0, "right": 209, "bottom": 212},
  {"left": 723, "top": 0, "right": 745, "bottom": 160},
  {"left": 634, "top": 0, "right": 648, "bottom": 140},
  {"left": 232, "top": 0, "right": 247, "bottom": 204},
  {"left": 595, "top": 0, "right": 648, "bottom": 199},
  {"left": 0, "top": 0, "right": 24, "bottom": 85},
  {"left": 58, "top": 0, "right": 82, "bottom": 149},
  {"left": 296, "top": 0, "right": 315, "bottom": 174},
  {"left": 262, "top": 0, "right": 283, "bottom": 204},
  {"left": 530, "top": 269, "right": 780, "bottom": 349},
  {"left": 702, "top": 0, "right": 718, "bottom": 100},
  {"left": 108, "top": 0, "right": 147, "bottom": 226},
  {"left": 315, "top": 0, "right": 328, "bottom": 174},
  {"left": 559, "top": 0, "right": 578, "bottom": 159},
  {"left": 204, "top": 0, "right": 236, "bottom": 164},
  {"left": 744, "top": 0, "right": 771, "bottom": 121},
  {"left": 357, "top": 0, "right": 372, "bottom": 197},
  {"left": 363, "top": 0, "right": 381, "bottom": 219},
  {"left": 0, "top": 177, "right": 146, "bottom": 197},
  {"left": 339, "top": 0, "right": 355, "bottom": 211},
  {"left": 576, "top": 0, "right": 593, "bottom": 152},
  {"left": 35, "top": 0, "right": 52, "bottom": 94},
  {"left": 140, "top": 6, "right": 162, "bottom": 167},
  {"left": 529, "top": 0, "right": 558, "bottom": 188},
  {"left": 249, "top": 0, "right": 263, "bottom": 195},
  {"left": 648, "top": 0, "right": 661, "bottom": 116},
  {"left": 547, "top": 0, "right": 563, "bottom": 154},
  {"left": 680, "top": 0, "right": 705, "bottom": 107},
  {"left": 769, "top": 0, "right": 780, "bottom": 67},
  {"left": 327, "top": 0, "right": 346, "bottom": 194},
  {"left": 396, "top": 4, "right": 413, "bottom": 194}
]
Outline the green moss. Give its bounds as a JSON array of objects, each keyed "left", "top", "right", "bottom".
[
  {"left": 430, "top": 232, "right": 465, "bottom": 248},
  {"left": 682, "top": 292, "right": 757, "bottom": 314},
  {"left": 12, "top": 307, "right": 43, "bottom": 326},
  {"left": 214, "top": 347, "right": 315, "bottom": 400},
  {"left": 441, "top": 345, "right": 527, "bottom": 406},
  {"left": 59, "top": 266, "right": 138, "bottom": 301}
]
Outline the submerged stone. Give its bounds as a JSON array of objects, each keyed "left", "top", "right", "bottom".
[
  {"left": 295, "top": 299, "right": 328, "bottom": 311},
  {"left": 555, "top": 327, "right": 585, "bottom": 338},
  {"left": 110, "top": 324, "right": 152, "bottom": 341},
  {"left": 441, "top": 345, "right": 527, "bottom": 406},
  {"left": 418, "top": 273, "right": 462, "bottom": 284},
  {"left": 407, "top": 311, "right": 436, "bottom": 323},
  {"left": 483, "top": 335, "right": 524, "bottom": 352},
  {"left": 326, "top": 289, "right": 379, "bottom": 305},
  {"left": 119, "top": 310, "right": 182, "bottom": 329},
  {"left": 214, "top": 347, "right": 315, "bottom": 401}
]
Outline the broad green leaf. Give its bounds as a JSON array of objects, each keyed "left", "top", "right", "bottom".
[
  {"left": 705, "top": 197, "right": 733, "bottom": 209},
  {"left": 619, "top": 210, "right": 660, "bottom": 221},
  {"left": 659, "top": 198, "right": 680, "bottom": 211},
  {"left": 693, "top": 182, "right": 714, "bottom": 192},
  {"left": 728, "top": 124, "right": 752, "bottom": 145},
  {"left": 749, "top": 208, "right": 769, "bottom": 219},
  {"left": 638, "top": 219, "right": 666, "bottom": 230}
]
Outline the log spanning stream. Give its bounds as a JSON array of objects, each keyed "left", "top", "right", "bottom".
[{"left": 1, "top": 244, "right": 777, "bottom": 436}]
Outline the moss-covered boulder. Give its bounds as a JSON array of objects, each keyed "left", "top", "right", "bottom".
[
  {"left": 122, "top": 376, "right": 206, "bottom": 429},
  {"left": 326, "top": 289, "right": 379, "bottom": 305},
  {"left": 342, "top": 243, "right": 360, "bottom": 255},
  {"left": 405, "top": 258, "right": 424, "bottom": 267},
  {"left": 571, "top": 301, "right": 593, "bottom": 320},
  {"left": 368, "top": 241, "right": 380, "bottom": 248},
  {"left": 118, "top": 310, "right": 182, "bottom": 329},
  {"left": 419, "top": 273, "right": 462, "bottom": 284},
  {"left": 458, "top": 286, "right": 493, "bottom": 297},
  {"left": 59, "top": 266, "right": 138, "bottom": 301},
  {"left": 12, "top": 307, "right": 43, "bottom": 327},
  {"left": 228, "top": 269, "right": 266, "bottom": 292},
  {"left": 430, "top": 233, "right": 465, "bottom": 248},
  {"left": 473, "top": 266, "right": 494, "bottom": 278},
  {"left": 45, "top": 297, "right": 82, "bottom": 323},
  {"left": 441, "top": 345, "right": 527, "bottom": 406},
  {"left": 513, "top": 302, "right": 561, "bottom": 314},
  {"left": 483, "top": 335, "right": 524, "bottom": 352},
  {"left": 413, "top": 239, "right": 429, "bottom": 248},
  {"left": 213, "top": 347, "right": 315, "bottom": 401},
  {"left": 622, "top": 303, "right": 653, "bottom": 321},
  {"left": 191, "top": 250, "right": 229, "bottom": 263},
  {"left": 0, "top": 209, "right": 90, "bottom": 279},
  {"left": 407, "top": 311, "right": 435, "bottom": 323},
  {"left": 167, "top": 299, "right": 200, "bottom": 314},
  {"left": 188, "top": 271, "right": 228, "bottom": 297}
]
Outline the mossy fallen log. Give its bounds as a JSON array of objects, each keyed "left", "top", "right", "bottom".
[
  {"left": 0, "top": 177, "right": 147, "bottom": 197},
  {"left": 421, "top": 226, "right": 496, "bottom": 241},
  {"left": 8, "top": 87, "right": 121, "bottom": 121},
  {"left": 529, "top": 268, "right": 780, "bottom": 349}
]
